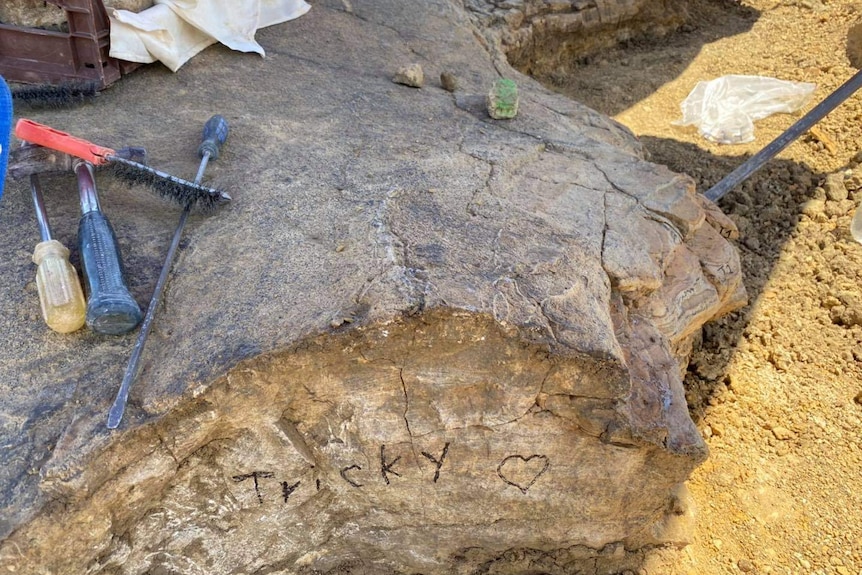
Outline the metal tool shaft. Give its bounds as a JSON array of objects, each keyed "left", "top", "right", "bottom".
[
  {"left": 107, "top": 162, "right": 205, "bottom": 429},
  {"left": 108, "top": 115, "right": 228, "bottom": 429},
  {"left": 29, "top": 174, "right": 52, "bottom": 242},
  {"left": 75, "top": 160, "right": 101, "bottom": 214}
]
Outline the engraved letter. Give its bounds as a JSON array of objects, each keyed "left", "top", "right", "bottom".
[
  {"left": 421, "top": 442, "right": 450, "bottom": 483},
  {"left": 340, "top": 464, "right": 363, "bottom": 488},
  {"left": 232, "top": 471, "right": 275, "bottom": 504},
  {"left": 380, "top": 444, "right": 401, "bottom": 485},
  {"left": 281, "top": 480, "right": 301, "bottom": 502}
]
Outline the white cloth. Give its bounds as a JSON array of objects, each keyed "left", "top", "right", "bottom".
[{"left": 109, "top": 0, "right": 310, "bottom": 72}]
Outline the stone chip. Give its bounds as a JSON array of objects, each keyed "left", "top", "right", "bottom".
[{"left": 393, "top": 63, "right": 424, "bottom": 88}]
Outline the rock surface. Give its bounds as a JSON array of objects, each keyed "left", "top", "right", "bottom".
[
  {"left": 466, "top": 0, "right": 692, "bottom": 77},
  {"left": 0, "top": 0, "right": 744, "bottom": 573}
]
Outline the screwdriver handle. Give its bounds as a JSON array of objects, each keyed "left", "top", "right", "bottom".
[
  {"left": 33, "top": 240, "right": 86, "bottom": 333},
  {"left": 78, "top": 211, "right": 141, "bottom": 335},
  {"left": 15, "top": 118, "right": 114, "bottom": 165},
  {"left": 78, "top": 210, "right": 142, "bottom": 334},
  {"left": 75, "top": 161, "right": 141, "bottom": 335},
  {"left": 198, "top": 115, "right": 229, "bottom": 161}
]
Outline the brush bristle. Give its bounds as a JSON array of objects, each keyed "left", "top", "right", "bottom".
[
  {"left": 12, "top": 81, "right": 99, "bottom": 109},
  {"left": 101, "top": 157, "right": 230, "bottom": 212}
]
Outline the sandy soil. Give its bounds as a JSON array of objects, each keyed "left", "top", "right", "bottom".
[{"left": 536, "top": 0, "right": 862, "bottom": 573}]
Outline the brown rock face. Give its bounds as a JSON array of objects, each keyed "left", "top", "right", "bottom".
[
  {"left": 466, "top": 0, "right": 691, "bottom": 77},
  {"left": 0, "top": 1, "right": 743, "bottom": 573}
]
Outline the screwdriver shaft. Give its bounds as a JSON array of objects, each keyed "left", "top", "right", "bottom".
[
  {"left": 108, "top": 114, "right": 229, "bottom": 429},
  {"left": 30, "top": 174, "right": 52, "bottom": 242},
  {"left": 107, "top": 166, "right": 202, "bottom": 429}
]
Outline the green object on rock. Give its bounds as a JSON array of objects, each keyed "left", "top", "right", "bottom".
[{"left": 487, "top": 78, "right": 519, "bottom": 119}]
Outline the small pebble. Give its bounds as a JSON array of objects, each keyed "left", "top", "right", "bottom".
[
  {"left": 847, "top": 172, "right": 862, "bottom": 191},
  {"left": 854, "top": 390, "right": 862, "bottom": 405},
  {"left": 801, "top": 198, "right": 826, "bottom": 218},
  {"left": 393, "top": 63, "right": 424, "bottom": 88},
  {"left": 825, "top": 200, "right": 847, "bottom": 218},
  {"left": 737, "top": 558, "right": 754, "bottom": 572},
  {"left": 440, "top": 71, "right": 458, "bottom": 92},
  {"left": 769, "top": 350, "right": 792, "bottom": 372},
  {"left": 743, "top": 236, "right": 761, "bottom": 251},
  {"left": 824, "top": 172, "right": 849, "bottom": 201},
  {"left": 770, "top": 425, "right": 793, "bottom": 440}
]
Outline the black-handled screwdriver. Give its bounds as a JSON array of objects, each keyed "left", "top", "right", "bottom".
[
  {"left": 108, "top": 115, "right": 229, "bottom": 429},
  {"left": 75, "top": 160, "right": 143, "bottom": 335}
]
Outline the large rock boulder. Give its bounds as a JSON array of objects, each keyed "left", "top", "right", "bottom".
[{"left": 0, "top": 1, "right": 744, "bottom": 573}]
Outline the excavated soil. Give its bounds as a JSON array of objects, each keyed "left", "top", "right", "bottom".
[{"left": 529, "top": 0, "right": 862, "bottom": 572}]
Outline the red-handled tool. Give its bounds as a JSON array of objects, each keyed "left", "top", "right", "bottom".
[{"left": 15, "top": 119, "right": 116, "bottom": 165}]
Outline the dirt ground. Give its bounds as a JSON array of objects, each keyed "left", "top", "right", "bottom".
[{"left": 533, "top": 0, "right": 862, "bottom": 573}]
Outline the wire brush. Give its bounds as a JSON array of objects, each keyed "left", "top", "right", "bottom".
[
  {"left": 14, "top": 118, "right": 230, "bottom": 211},
  {"left": 11, "top": 81, "right": 99, "bottom": 109}
]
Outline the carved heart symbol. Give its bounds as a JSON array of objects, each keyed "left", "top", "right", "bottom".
[{"left": 497, "top": 454, "right": 550, "bottom": 494}]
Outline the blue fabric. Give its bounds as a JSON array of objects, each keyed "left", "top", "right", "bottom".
[{"left": 0, "top": 75, "right": 11, "bottom": 200}]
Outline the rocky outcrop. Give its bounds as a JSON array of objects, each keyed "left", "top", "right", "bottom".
[
  {"left": 0, "top": 1, "right": 744, "bottom": 573},
  {"left": 466, "top": 0, "right": 692, "bottom": 77}
]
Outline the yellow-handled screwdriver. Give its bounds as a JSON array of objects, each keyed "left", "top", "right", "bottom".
[{"left": 29, "top": 173, "right": 86, "bottom": 333}]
